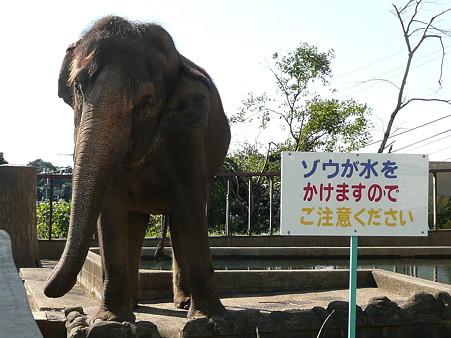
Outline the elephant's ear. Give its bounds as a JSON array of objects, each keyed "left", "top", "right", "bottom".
[
  {"left": 158, "top": 56, "right": 211, "bottom": 134},
  {"left": 58, "top": 43, "right": 76, "bottom": 107}
]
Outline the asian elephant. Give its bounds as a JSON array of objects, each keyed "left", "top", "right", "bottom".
[{"left": 44, "top": 16, "right": 230, "bottom": 322}]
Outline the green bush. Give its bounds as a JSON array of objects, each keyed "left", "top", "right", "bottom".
[
  {"left": 429, "top": 196, "right": 451, "bottom": 230},
  {"left": 36, "top": 199, "right": 71, "bottom": 239},
  {"left": 35, "top": 202, "right": 197, "bottom": 240},
  {"left": 146, "top": 215, "right": 163, "bottom": 238}
]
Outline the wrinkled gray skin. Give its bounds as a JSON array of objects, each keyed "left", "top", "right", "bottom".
[{"left": 43, "top": 16, "right": 230, "bottom": 322}]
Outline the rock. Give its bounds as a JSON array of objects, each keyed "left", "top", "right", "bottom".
[
  {"left": 134, "top": 321, "right": 161, "bottom": 338},
  {"left": 227, "top": 310, "right": 265, "bottom": 334},
  {"left": 83, "top": 320, "right": 161, "bottom": 338},
  {"left": 364, "top": 296, "right": 402, "bottom": 326},
  {"left": 181, "top": 310, "right": 264, "bottom": 337},
  {"left": 87, "top": 321, "right": 131, "bottom": 338},
  {"left": 266, "top": 309, "right": 323, "bottom": 332},
  {"left": 68, "top": 327, "right": 89, "bottom": 338},
  {"left": 67, "top": 311, "right": 87, "bottom": 325},
  {"left": 435, "top": 291, "right": 451, "bottom": 319},
  {"left": 401, "top": 292, "right": 443, "bottom": 324},
  {"left": 312, "top": 306, "right": 328, "bottom": 323},
  {"left": 67, "top": 316, "right": 89, "bottom": 332},
  {"left": 65, "top": 307, "right": 90, "bottom": 337},
  {"left": 181, "top": 317, "right": 213, "bottom": 337},
  {"left": 206, "top": 315, "right": 231, "bottom": 336},
  {"left": 65, "top": 306, "right": 86, "bottom": 317},
  {"left": 326, "top": 300, "right": 364, "bottom": 328},
  {"left": 64, "top": 307, "right": 161, "bottom": 338}
]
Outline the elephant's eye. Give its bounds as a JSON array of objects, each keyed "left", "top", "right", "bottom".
[{"left": 134, "top": 95, "right": 154, "bottom": 118}]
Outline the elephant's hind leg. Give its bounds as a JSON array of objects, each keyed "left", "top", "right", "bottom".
[{"left": 128, "top": 212, "right": 149, "bottom": 309}]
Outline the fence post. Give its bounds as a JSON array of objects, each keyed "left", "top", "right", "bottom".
[
  {"left": 225, "top": 179, "right": 230, "bottom": 236},
  {"left": 47, "top": 177, "right": 54, "bottom": 240},
  {"left": 248, "top": 178, "right": 253, "bottom": 236},
  {"left": 432, "top": 171, "right": 438, "bottom": 230},
  {"left": 269, "top": 176, "right": 274, "bottom": 235}
]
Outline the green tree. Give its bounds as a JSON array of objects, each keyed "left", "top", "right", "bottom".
[
  {"left": 28, "top": 159, "right": 57, "bottom": 173},
  {"left": 0, "top": 152, "right": 7, "bottom": 164},
  {"left": 232, "top": 43, "right": 372, "bottom": 157}
]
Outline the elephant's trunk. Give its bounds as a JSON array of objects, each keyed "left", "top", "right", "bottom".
[{"left": 44, "top": 68, "right": 132, "bottom": 297}]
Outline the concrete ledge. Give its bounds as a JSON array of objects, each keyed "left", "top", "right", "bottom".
[
  {"left": 76, "top": 250, "right": 104, "bottom": 302},
  {"left": 79, "top": 248, "right": 451, "bottom": 303},
  {"left": 137, "top": 246, "right": 451, "bottom": 259},
  {"left": 38, "top": 230, "right": 451, "bottom": 259},
  {"left": 138, "top": 269, "right": 377, "bottom": 300},
  {"left": 0, "top": 230, "right": 42, "bottom": 337},
  {"left": 20, "top": 268, "right": 98, "bottom": 312},
  {"left": 372, "top": 269, "right": 451, "bottom": 298},
  {"left": 80, "top": 249, "right": 377, "bottom": 301}
]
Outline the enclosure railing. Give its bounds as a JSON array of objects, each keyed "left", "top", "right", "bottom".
[
  {"left": 37, "top": 168, "right": 449, "bottom": 239},
  {"left": 37, "top": 173, "right": 72, "bottom": 240},
  {"left": 214, "top": 172, "right": 280, "bottom": 236}
]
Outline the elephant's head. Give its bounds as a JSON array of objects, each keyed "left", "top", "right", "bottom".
[{"left": 44, "top": 16, "right": 214, "bottom": 297}]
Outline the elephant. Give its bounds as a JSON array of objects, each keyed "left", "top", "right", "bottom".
[{"left": 43, "top": 16, "right": 230, "bottom": 322}]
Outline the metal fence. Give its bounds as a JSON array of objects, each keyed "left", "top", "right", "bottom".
[
  {"left": 213, "top": 172, "right": 280, "bottom": 236},
  {"left": 37, "top": 168, "right": 450, "bottom": 239},
  {"left": 36, "top": 173, "right": 72, "bottom": 240}
]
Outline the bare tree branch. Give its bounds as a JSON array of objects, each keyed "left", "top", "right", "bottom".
[
  {"left": 400, "top": 97, "right": 451, "bottom": 109},
  {"left": 360, "top": 78, "right": 401, "bottom": 90},
  {"left": 378, "top": 0, "right": 451, "bottom": 153}
]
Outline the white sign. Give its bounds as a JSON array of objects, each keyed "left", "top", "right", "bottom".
[{"left": 281, "top": 152, "right": 429, "bottom": 236}]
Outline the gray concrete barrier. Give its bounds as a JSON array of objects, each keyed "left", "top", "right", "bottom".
[{"left": 0, "top": 230, "right": 42, "bottom": 337}]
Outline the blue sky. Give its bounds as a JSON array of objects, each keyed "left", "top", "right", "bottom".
[{"left": 1, "top": 0, "right": 450, "bottom": 167}]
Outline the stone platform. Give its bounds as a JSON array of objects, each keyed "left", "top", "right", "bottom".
[{"left": 21, "top": 264, "right": 451, "bottom": 337}]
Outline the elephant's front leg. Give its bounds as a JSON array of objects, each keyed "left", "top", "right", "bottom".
[
  {"left": 95, "top": 186, "right": 136, "bottom": 322},
  {"left": 128, "top": 212, "right": 149, "bottom": 309},
  {"left": 169, "top": 217, "right": 191, "bottom": 310},
  {"left": 170, "top": 193, "right": 226, "bottom": 318}
]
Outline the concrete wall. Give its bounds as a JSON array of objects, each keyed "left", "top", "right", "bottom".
[{"left": 38, "top": 229, "right": 451, "bottom": 259}]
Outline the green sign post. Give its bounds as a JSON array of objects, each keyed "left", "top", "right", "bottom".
[{"left": 348, "top": 236, "right": 358, "bottom": 338}]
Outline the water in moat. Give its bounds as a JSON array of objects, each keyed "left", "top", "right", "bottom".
[{"left": 140, "top": 257, "right": 451, "bottom": 284}]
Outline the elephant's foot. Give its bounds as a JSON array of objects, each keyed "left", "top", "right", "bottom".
[
  {"left": 174, "top": 286, "right": 191, "bottom": 310},
  {"left": 188, "top": 297, "right": 227, "bottom": 318},
  {"left": 174, "top": 295, "right": 191, "bottom": 310},
  {"left": 93, "top": 306, "right": 136, "bottom": 323}
]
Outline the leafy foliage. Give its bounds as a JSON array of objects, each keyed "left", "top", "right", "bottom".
[
  {"left": 36, "top": 199, "right": 71, "bottom": 239},
  {"left": 146, "top": 215, "right": 165, "bottom": 238},
  {"left": 36, "top": 199, "right": 166, "bottom": 239},
  {"left": 430, "top": 196, "right": 451, "bottom": 230},
  {"left": 28, "top": 159, "right": 57, "bottom": 172},
  {"left": 301, "top": 97, "right": 371, "bottom": 152}
]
